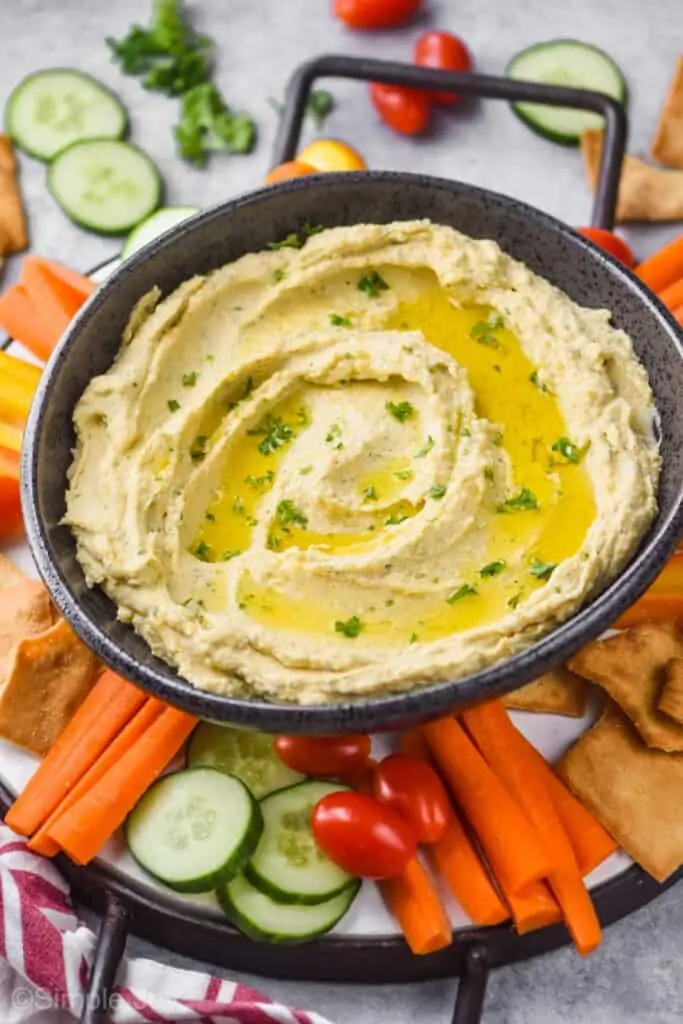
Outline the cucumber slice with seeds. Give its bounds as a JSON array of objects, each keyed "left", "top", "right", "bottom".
[
  {"left": 122, "top": 205, "right": 200, "bottom": 258},
  {"left": 187, "top": 723, "right": 303, "bottom": 799},
  {"left": 506, "top": 40, "right": 627, "bottom": 145},
  {"left": 48, "top": 138, "right": 161, "bottom": 235},
  {"left": 219, "top": 872, "right": 360, "bottom": 944},
  {"left": 125, "top": 768, "right": 262, "bottom": 893},
  {"left": 6, "top": 69, "right": 127, "bottom": 161},
  {"left": 245, "top": 780, "right": 356, "bottom": 905}
]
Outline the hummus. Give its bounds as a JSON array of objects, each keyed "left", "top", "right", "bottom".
[{"left": 65, "top": 220, "right": 660, "bottom": 703}]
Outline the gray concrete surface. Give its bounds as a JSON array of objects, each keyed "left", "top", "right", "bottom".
[{"left": 2, "top": 1, "right": 682, "bottom": 1021}]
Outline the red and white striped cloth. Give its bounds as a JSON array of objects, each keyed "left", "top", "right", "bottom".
[{"left": 0, "top": 826, "right": 336, "bottom": 1024}]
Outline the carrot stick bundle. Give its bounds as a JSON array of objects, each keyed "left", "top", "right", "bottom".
[{"left": 378, "top": 856, "right": 452, "bottom": 955}]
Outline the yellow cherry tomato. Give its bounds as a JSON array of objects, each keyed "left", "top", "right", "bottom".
[
  {"left": 264, "top": 160, "right": 319, "bottom": 184},
  {"left": 296, "top": 139, "right": 367, "bottom": 173}
]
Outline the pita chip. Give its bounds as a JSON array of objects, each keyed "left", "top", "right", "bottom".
[
  {"left": 0, "top": 134, "right": 27, "bottom": 254},
  {"left": 504, "top": 666, "right": 587, "bottom": 717},
  {"left": 0, "top": 579, "right": 54, "bottom": 679},
  {"left": 559, "top": 703, "right": 683, "bottom": 882},
  {"left": 582, "top": 128, "right": 683, "bottom": 223},
  {"left": 652, "top": 57, "right": 683, "bottom": 170},
  {"left": 569, "top": 622, "right": 683, "bottom": 752},
  {"left": 658, "top": 657, "right": 683, "bottom": 725},
  {"left": 0, "top": 617, "right": 98, "bottom": 757}
]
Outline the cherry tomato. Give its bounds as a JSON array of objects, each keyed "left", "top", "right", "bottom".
[
  {"left": 576, "top": 227, "right": 635, "bottom": 269},
  {"left": 275, "top": 734, "right": 372, "bottom": 778},
  {"left": 369, "top": 83, "right": 431, "bottom": 135},
  {"left": 373, "top": 753, "right": 450, "bottom": 844},
  {"left": 333, "top": 0, "right": 422, "bottom": 30},
  {"left": 297, "top": 139, "right": 367, "bottom": 172},
  {"left": 264, "top": 160, "right": 319, "bottom": 184},
  {"left": 312, "top": 790, "right": 417, "bottom": 878},
  {"left": 0, "top": 447, "right": 22, "bottom": 538},
  {"left": 414, "top": 31, "right": 473, "bottom": 106}
]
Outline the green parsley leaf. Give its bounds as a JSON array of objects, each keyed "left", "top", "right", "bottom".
[
  {"left": 447, "top": 584, "right": 478, "bottom": 604},
  {"left": 221, "top": 548, "right": 242, "bottom": 561},
  {"left": 470, "top": 315, "right": 504, "bottom": 348},
  {"left": 273, "top": 267, "right": 286, "bottom": 283},
  {"left": 529, "top": 558, "right": 557, "bottom": 581},
  {"left": 232, "top": 494, "right": 246, "bottom": 516},
  {"left": 363, "top": 485, "right": 378, "bottom": 501},
  {"left": 325, "top": 422, "right": 343, "bottom": 447},
  {"left": 480, "top": 560, "right": 506, "bottom": 578},
  {"left": 335, "top": 615, "right": 363, "bottom": 639},
  {"left": 266, "top": 533, "right": 282, "bottom": 550},
  {"left": 415, "top": 435, "right": 435, "bottom": 458},
  {"left": 167, "top": 398, "right": 180, "bottom": 412},
  {"left": 244, "top": 471, "right": 274, "bottom": 491},
  {"left": 508, "top": 592, "right": 522, "bottom": 610},
  {"left": 529, "top": 370, "right": 549, "bottom": 393},
  {"left": 182, "top": 371, "right": 198, "bottom": 387},
  {"left": 551, "top": 436, "right": 582, "bottom": 464},
  {"left": 394, "top": 469, "right": 414, "bottom": 481},
  {"left": 409, "top": 632, "right": 419, "bottom": 643},
  {"left": 302, "top": 220, "right": 324, "bottom": 237},
  {"left": 307, "top": 89, "right": 335, "bottom": 129},
  {"left": 300, "top": 465, "right": 313, "bottom": 475},
  {"left": 189, "top": 434, "right": 208, "bottom": 461},
  {"left": 330, "top": 313, "right": 352, "bottom": 327},
  {"left": 484, "top": 465, "right": 494, "bottom": 482},
  {"left": 428, "top": 483, "right": 447, "bottom": 499},
  {"left": 205, "top": 511, "right": 215, "bottom": 521},
  {"left": 497, "top": 488, "right": 539, "bottom": 512},
  {"left": 268, "top": 233, "right": 303, "bottom": 251},
  {"left": 248, "top": 414, "right": 296, "bottom": 456},
  {"left": 386, "top": 512, "right": 409, "bottom": 526},
  {"left": 174, "top": 82, "right": 256, "bottom": 167},
  {"left": 358, "top": 270, "right": 389, "bottom": 298},
  {"left": 386, "top": 400, "right": 415, "bottom": 423},
  {"left": 276, "top": 499, "right": 308, "bottom": 529},
  {"left": 192, "top": 540, "right": 212, "bottom": 561}
]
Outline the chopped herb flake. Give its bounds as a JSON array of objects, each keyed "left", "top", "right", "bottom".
[
  {"left": 267, "top": 233, "right": 302, "bottom": 251},
  {"left": 205, "top": 511, "right": 216, "bottom": 521},
  {"left": 497, "top": 487, "right": 539, "bottom": 512},
  {"left": 273, "top": 267, "right": 286, "bottom": 282},
  {"left": 302, "top": 220, "right": 324, "bottom": 237},
  {"left": 335, "top": 615, "right": 363, "bottom": 638},
  {"left": 409, "top": 632, "right": 419, "bottom": 643},
  {"left": 244, "top": 470, "right": 274, "bottom": 490},
  {"left": 276, "top": 499, "right": 308, "bottom": 529},
  {"left": 386, "top": 400, "right": 415, "bottom": 423},
  {"left": 358, "top": 270, "right": 389, "bottom": 298},
  {"left": 364, "top": 485, "right": 378, "bottom": 501},
  {"left": 428, "top": 483, "right": 447, "bottom": 499},
  {"left": 307, "top": 89, "right": 334, "bottom": 129},
  {"left": 167, "top": 399, "right": 180, "bottom": 412},
  {"left": 325, "top": 422, "right": 343, "bottom": 446},
  {"left": 551, "top": 436, "right": 583, "bottom": 464},
  {"left": 232, "top": 494, "right": 246, "bottom": 515},
  {"left": 530, "top": 558, "right": 557, "bottom": 581},
  {"left": 470, "top": 315, "right": 504, "bottom": 348},
  {"left": 484, "top": 464, "right": 494, "bottom": 482},
  {"left": 266, "top": 533, "right": 282, "bottom": 550},
  {"left": 248, "top": 414, "right": 295, "bottom": 455},
  {"left": 480, "top": 559, "right": 506, "bottom": 578},
  {"left": 182, "top": 371, "right": 199, "bottom": 387},
  {"left": 192, "top": 541, "right": 212, "bottom": 561},
  {"left": 300, "top": 465, "right": 313, "bottom": 475},
  {"left": 415, "top": 435, "right": 435, "bottom": 458},
  {"left": 190, "top": 435, "right": 208, "bottom": 461},
  {"left": 447, "top": 584, "right": 478, "bottom": 604},
  {"left": 394, "top": 469, "right": 414, "bottom": 481},
  {"left": 330, "top": 313, "right": 352, "bottom": 327},
  {"left": 386, "top": 512, "right": 409, "bottom": 526},
  {"left": 529, "top": 370, "right": 549, "bottom": 392},
  {"left": 222, "top": 549, "right": 242, "bottom": 561},
  {"left": 508, "top": 592, "right": 522, "bottom": 610}
]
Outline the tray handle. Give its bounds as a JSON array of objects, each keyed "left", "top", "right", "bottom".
[
  {"left": 272, "top": 54, "right": 626, "bottom": 231},
  {"left": 451, "top": 944, "right": 490, "bottom": 1024},
  {"left": 81, "top": 892, "right": 130, "bottom": 1024}
]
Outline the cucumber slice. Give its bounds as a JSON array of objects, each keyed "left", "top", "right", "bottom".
[
  {"left": 187, "top": 723, "right": 303, "bottom": 799},
  {"left": 6, "top": 69, "right": 127, "bottom": 161},
  {"left": 125, "top": 768, "right": 262, "bottom": 893},
  {"left": 245, "top": 780, "right": 355, "bottom": 905},
  {"left": 506, "top": 40, "right": 627, "bottom": 144},
  {"left": 48, "top": 139, "right": 162, "bottom": 235},
  {"left": 122, "top": 206, "right": 200, "bottom": 259},
  {"left": 219, "top": 872, "right": 360, "bottom": 944}
]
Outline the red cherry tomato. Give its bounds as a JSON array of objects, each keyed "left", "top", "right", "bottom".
[
  {"left": 414, "top": 31, "right": 473, "bottom": 106},
  {"left": 373, "top": 753, "right": 450, "bottom": 844},
  {"left": 275, "top": 734, "right": 372, "bottom": 778},
  {"left": 576, "top": 227, "right": 635, "bottom": 269},
  {"left": 333, "top": 0, "right": 422, "bottom": 30},
  {"left": 369, "top": 83, "right": 431, "bottom": 136},
  {"left": 312, "top": 790, "right": 417, "bottom": 878},
  {"left": 0, "top": 448, "right": 22, "bottom": 539}
]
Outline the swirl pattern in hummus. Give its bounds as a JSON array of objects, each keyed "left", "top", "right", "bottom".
[{"left": 65, "top": 221, "right": 660, "bottom": 703}]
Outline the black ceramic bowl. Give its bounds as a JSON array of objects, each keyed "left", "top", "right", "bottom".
[{"left": 21, "top": 172, "right": 683, "bottom": 733}]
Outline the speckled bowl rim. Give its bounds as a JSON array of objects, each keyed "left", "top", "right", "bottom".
[{"left": 21, "top": 171, "right": 683, "bottom": 732}]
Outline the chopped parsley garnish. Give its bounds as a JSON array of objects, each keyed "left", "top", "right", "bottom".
[
  {"left": 386, "top": 512, "right": 409, "bottom": 526},
  {"left": 364, "top": 485, "right": 378, "bottom": 501},
  {"left": 182, "top": 371, "right": 199, "bottom": 387},
  {"left": 497, "top": 487, "right": 539, "bottom": 512},
  {"left": 415, "top": 435, "right": 435, "bottom": 458},
  {"left": 484, "top": 465, "right": 494, "bottom": 482},
  {"left": 167, "top": 399, "right": 180, "bottom": 412},
  {"left": 551, "top": 436, "right": 583, "bottom": 464},
  {"left": 232, "top": 494, "right": 246, "bottom": 515},
  {"left": 461, "top": 427, "right": 472, "bottom": 438},
  {"left": 358, "top": 270, "right": 389, "bottom": 298},
  {"left": 428, "top": 483, "right": 447, "bottom": 499},
  {"left": 447, "top": 584, "right": 478, "bottom": 604},
  {"left": 248, "top": 414, "right": 295, "bottom": 455},
  {"left": 470, "top": 315, "right": 504, "bottom": 348},
  {"left": 480, "top": 559, "right": 506, "bottom": 578},
  {"left": 266, "top": 533, "right": 282, "bottom": 550},
  {"left": 296, "top": 406, "right": 309, "bottom": 425},
  {"left": 386, "top": 400, "right": 415, "bottom": 423},
  {"left": 268, "top": 233, "right": 303, "bottom": 251},
  {"left": 221, "top": 548, "right": 242, "bottom": 561},
  {"left": 300, "top": 464, "right": 313, "bottom": 475},
  {"left": 205, "top": 511, "right": 215, "bottom": 521},
  {"left": 325, "top": 422, "right": 343, "bottom": 448},
  {"left": 244, "top": 470, "right": 274, "bottom": 490},
  {"left": 174, "top": 83, "right": 256, "bottom": 167},
  {"left": 330, "top": 313, "right": 352, "bottom": 327},
  {"left": 243, "top": 376, "right": 254, "bottom": 400},
  {"left": 276, "top": 499, "right": 308, "bottom": 529},
  {"left": 529, "top": 370, "right": 549, "bottom": 392},
  {"left": 192, "top": 541, "right": 212, "bottom": 561},
  {"left": 409, "top": 632, "right": 419, "bottom": 643},
  {"left": 529, "top": 558, "right": 557, "bottom": 581},
  {"left": 273, "top": 267, "right": 287, "bottom": 283},
  {"left": 189, "top": 434, "right": 208, "bottom": 461},
  {"left": 508, "top": 592, "right": 522, "bottom": 610},
  {"left": 302, "top": 220, "right": 324, "bottom": 237},
  {"left": 394, "top": 469, "right": 414, "bottom": 481},
  {"left": 335, "top": 615, "right": 363, "bottom": 639},
  {"left": 307, "top": 89, "right": 334, "bottom": 129}
]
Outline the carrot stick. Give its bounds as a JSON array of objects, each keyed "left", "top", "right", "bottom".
[
  {"left": 399, "top": 729, "right": 508, "bottom": 926},
  {"left": 613, "top": 592, "right": 683, "bottom": 629},
  {"left": 523, "top": 742, "right": 617, "bottom": 877},
  {"left": 463, "top": 701, "right": 602, "bottom": 955},
  {"left": 22, "top": 257, "right": 95, "bottom": 304},
  {"left": 0, "top": 421, "right": 22, "bottom": 454},
  {"left": 20, "top": 259, "right": 85, "bottom": 326},
  {"left": 659, "top": 276, "right": 683, "bottom": 311},
  {"left": 0, "top": 285, "right": 63, "bottom": 362},
  {"left": 420, "top": 717, "right": 552, "bottom": 894},
  {"left": 673, "top": 304, "right": 683, "bottom": 327},
  {"left": 5, "top": 670, "right": 147, "bottom": 837},
  {"left": 30, "top": 698, "right": 165, "bottom": 856},
  {"left": 636, "top": 234, "right": 683, "bottom": 292},
  {"left": 47, "top": 705, "right": 197, "bottom": 864},
  {"left": 506, "top": 881, "right": 561, "bottom": 934},
  {"left": 378, "top": 856, "right": 452, "bottom": 955}
]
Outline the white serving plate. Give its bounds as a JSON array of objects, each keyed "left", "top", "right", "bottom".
[{"left": 0, "top": 259, "right": 631, "bottom": 938}]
